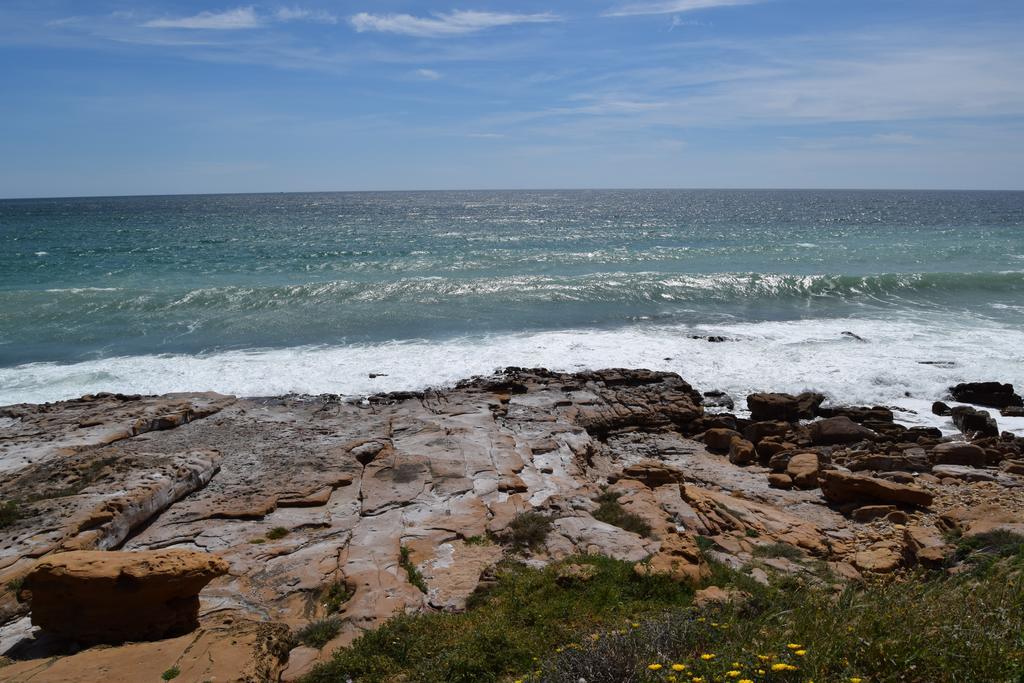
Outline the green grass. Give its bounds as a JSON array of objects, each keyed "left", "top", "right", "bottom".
[
  {"left": 750, "top": 542, "right": 804, "bottom": 560},
  {"left": 297, "top": 618, "right": 342, "bottom": 649},
  {"left": 463, "top": 534, "right": 492, "bottom": 546},
  {"left": 160, "top": 666, "right": 180, "bottom": 681},
  {"left": 303, "top": 541, "right": 1024, "bottom": 683},
  {"left": 400, "top": 545, "right": 428, "bottom": 594},
  {"left": 321, "top": 581, "right": 353, "bottom": 615},
  {"left": 266, "top": 526, "right": 290, "bottom": 540},
  {"left": 0, "top": 501, "right": 20, "bottom": 529},
  {"left": 303, "top": 555, "right": 693, "bottom": 683},
  {"left": 504, "top": 511, "right": 554, "bottom": 552},
  {"left": 592, "top": 492, "right": 653, "bottom": 538}
]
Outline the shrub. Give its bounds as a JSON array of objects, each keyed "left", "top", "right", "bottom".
[
  {"left": 750, "top": 542, "right": 804, "bottom": 560},
  {"left": 400, "top": 545, "right": 428, "bottom": 594},
  {"left": 592, "top": 492, "right": 652, "bottom": 538},
  {"left": 266, "top": 526, "right": 290, "bottom": 540},
  {"left": 160, "top": 666, "right": 180, "bottom": 681},
  {"left": 463, "top": 534, "right": 491, "bottom": 546},
  {"left": 505, "top": 511, "right": 554, "bottom": 552},
  {"left": 298, "top": 618, "right": 342, "bottom": 649},
  {"left": 322, "top": 581, "right": 353, "bottom": 615},
  {"left": 0, "top": 501, "right": 20, "bottom": 529}
]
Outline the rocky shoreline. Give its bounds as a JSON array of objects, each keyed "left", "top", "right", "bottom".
[{"left": 1, "top": 369, "right": 1022, "bottom": 681}]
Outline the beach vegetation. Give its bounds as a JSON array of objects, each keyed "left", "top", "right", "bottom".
[
  {"left": 592, "top": 491, "right": 653, "bottom": 538},
  {"left": 297, "top": 618, "right": 342, "bottom": 649},
  {"left": 266, "top": 526, "right": 289, "bottom": 540},
  {"left": 399, "top": 545, "right": 428, "bottom": 594},
  {"left": 504, "top": 511, "right": 554, "bottom": 552}
]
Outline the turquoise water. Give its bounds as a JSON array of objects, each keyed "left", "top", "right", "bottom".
[{"left": 2, "top": 189, "right": 1024, "bottom": 420}]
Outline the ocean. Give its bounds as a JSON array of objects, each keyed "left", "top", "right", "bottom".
[{"left": 2, "top": 189, "right": 1023, "bottom": 432}]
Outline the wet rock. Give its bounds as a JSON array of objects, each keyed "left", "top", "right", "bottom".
[
  {"left": 1002, "top": 406, "right": 1024, "bottom": 418},
  {"left": 23, "top": 549, "right": 229, "bottom": 644},
  {"left": 702, "top": 391, "right": 735, "bottom": 410},
  {"left": 820, "top": 470, "right": 933, "bottom": 508},
  {"left": 818, "top": 406, "right": 894, "bottom": 423},
  {"left": 950, "top": 406, "right": 999, "bottom": 438},
  {"left": 747, "top": 392, "right": 821, "bottom": 422},
  {"left": 807, "top": 416, "right": 876, "bottom": 446},
  {"left": 949, "top": 382, "right": 1023, "bottom": 410},
  {"left": 932, "top": 401, "right": 951, "bottom": 417}
]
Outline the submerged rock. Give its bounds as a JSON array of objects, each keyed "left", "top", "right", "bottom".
[{"left": 949, "top": 382, "right": 1023, "bottom": 410}]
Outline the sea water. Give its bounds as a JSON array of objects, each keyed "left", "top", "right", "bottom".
[{"left": 2, "top": 189, "right": 1023, "bottom": 431}]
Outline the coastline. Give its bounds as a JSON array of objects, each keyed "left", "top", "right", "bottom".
[{"left": 1, "top": 367, "right": 1022, "bottom": 680}]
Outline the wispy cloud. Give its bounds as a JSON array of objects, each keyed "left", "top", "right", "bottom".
[
  {"left": 350, "top": 10, "right": 560, "bottom": 38},
  {"left": 275, "top": 7, "right": 338, "bottom": 24},
  {"left": 143, "top": 7, "right": 262, "bottom": 30},
  {"left": 414, "top": 68, "right": 442, "bottom": 80},
  {"left": 605, "top": 0, "right": 763, "bottom": 18}
]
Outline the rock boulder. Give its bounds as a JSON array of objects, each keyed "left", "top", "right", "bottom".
[
  {"left": 24, "top": 549, "right": 229, "bottom": 644},
  {"left": 819, "top": 470, "right": 933, "bottom": 508}
]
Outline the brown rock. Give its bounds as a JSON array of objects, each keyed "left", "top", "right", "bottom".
[
  {"left": 903, "top": 525, "right": 951, "bottom": 568},
  {"left": 728, "top": 437, "right": 756, "bottom": 466},
  {"left": 555, "top": 563, "right": 599, "bottom": 586},
  {"left": 785, "top": 452, "right": 820, "bottom": 489},
  {"left": 853, "top": 544, "right": 902, "bottom": 573},
  {"left": 703, "top": 427, "right": 742, "bottom": 451},
  {"left": 1001, "top": 459, "right": 1024, "bottom": 475},
  {"left": 768, "top": 473, "right": 793, "bottom": 489},
  {"left": 819, "top": 470, "right": 933, "bottom": 508},
  {"left": 693, "top": 585, "right": 750, "bottom": 608},
  {"left": 931, "top": 441, "right": 986, "bottom": 467},
  {"left": 634, "top": 532, "right": 709, "bottom": 585},
  {"left": 24, "top": 549, "right": 229, "bottom": 644},
  {"left": 807, "top": 416, "right": 876, "bottom": 446},
  {"left": 851, "top": 504, "right": 896, "bottom": 522},
  {"left": 618, "top": 460, "right": 685, "bottom": 488}
]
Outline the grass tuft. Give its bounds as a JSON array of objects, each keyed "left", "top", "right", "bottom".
[
  {"left": 592, "top": 492, "right": 653, "bottom": 538},
  {"left": 505, "top": 511, "right": 554, "bottom": 552},
  {"left": 297, "top": 618, "right": 342, "bottom": 649},
  {"left": 266, "top": 526, "right": 290, "bottom": 540},
  {"left": 321, "top": 580, "right": 353, "bottom": 615},
  {"left": 400, "top": 545, "right": 428, "bottom": 594},
  {"left": 160, "top": 666, "right": 180, "bottom": 681}
]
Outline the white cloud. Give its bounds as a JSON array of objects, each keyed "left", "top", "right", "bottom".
[
  {"left": 275, "top": 7, "right": 338, "bottom": 24},
  {"left": 143, "top": 7, "right": 261, "bottom": 30},
  {"left": 605, "top": 0, "right": 762, "bottom": 18},
  {"left": 415, "top": 68, "right": 442, "bottom": 80},
  {"left": 350, "top": 10, "right": 560, "bottom": 38}
]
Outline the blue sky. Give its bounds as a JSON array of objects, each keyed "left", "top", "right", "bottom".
[{"left": 1, "top": 1, "right": 1023, "bottom": 197}]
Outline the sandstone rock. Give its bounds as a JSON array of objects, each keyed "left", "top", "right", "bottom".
[
  {"left": 903, "top": 525, "right": 950, "bottom": 568},
  {"left": 807, "top": 416, "right": 876, "bottom": 446},
  {"left": 853, "top": 543, "right": 902, "bottom": 573},
  {"left": 786, "top": 452, "right": 820, "bottom": 489},
  {"left": 692, "top": 585, "right": 750, "bottom": 608},
  {"left": 1001, "top": 459, "right": 1024, "bottom": 475},
  {"left": 743, "top": 421, "right": 792, "bottom": 445},
  {"left": 931, "top": 442, "right": 986, "bottom": 467},
  {"left": 851, "top": 504, "right": 896, "bottom": 522},
  {"left": 768, "top": 473, "right": 793, "bottom": 489},
  {"left": 949, "top": 382, "right": 1023, "bottom": 410},
  {"left": 819, "top": 470, "right": 933, "bottom": 508},
  {"left": 846, "top": 452, "right": 930, "bottom": 472},
  {"left": 618, "top": 460, "right": 685, "bottom": 488},
  {"left": 24, "top": 549, "right": 229, "bottom": 644},
  {"left": 703, "top": 427, "right": 742, "bottom": 451},
  {"left": 747, "top": 393, "right": 801, "bottom": 422},
  {"left": 728, "top": 437, "right": 756, "bottom": 466},
  {"left": 939, "top": 505, "right": 1024, "bottom": 538},
  {"left": 633, "top": 532, "right": 708, "bottom": 585},
  {"left": 931, "top": 464, "right": 996, "bottom": 482}
]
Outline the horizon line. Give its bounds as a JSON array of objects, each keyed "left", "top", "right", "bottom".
[{"left": 3, "top": 186, "right": 1024, "bottom": 201}]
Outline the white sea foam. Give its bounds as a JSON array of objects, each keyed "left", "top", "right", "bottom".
[{"left": 2, "top": 315, "right": 1023, "bottom": 434}]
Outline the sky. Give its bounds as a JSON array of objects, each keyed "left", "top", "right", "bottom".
[{"left": 1, "top": 1, "right": 1023, "bottom": 197}]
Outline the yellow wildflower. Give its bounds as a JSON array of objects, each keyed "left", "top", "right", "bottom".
[
  {"left": 672, "top": 664, "right": 687, "bottom": 671},
  {"left": 632, "top": 622, "right": 641, "bottom": 628},
  {"left": 740, "top": 680, "right": 754, "bottom": 683},
  {"left": 757, "top": 654, "right": 771, "bottom": 661},
  {"left": 691, "top": 678, "right": 705, "bottom": 683},
  {"left": 772, "top": 663, "right": 789, "bottom": 672},
  {"left": 726, "top": 671, "right": 741, "bottom": 678},
  {"left": 700, "top": 653, "right": 716, "bottom": 660},
  {"left": 850, "top": 679, "right": 863, "bottom": 683},
  {"left": 794, "top": 650, "right": 807, "bottom": 656},
  {"left": 648, "top": 663, "right": 663, "bottom": 671},
  {"left": 787, "top": 643, "right": 802, "bottom": 650},
  {"left": 756, "top": 670, "right": 766, "bottom": 675}
]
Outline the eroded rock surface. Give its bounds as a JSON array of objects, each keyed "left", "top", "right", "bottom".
[{"left": 1, "top": 368, "right": 1023, "bottom": 681}]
